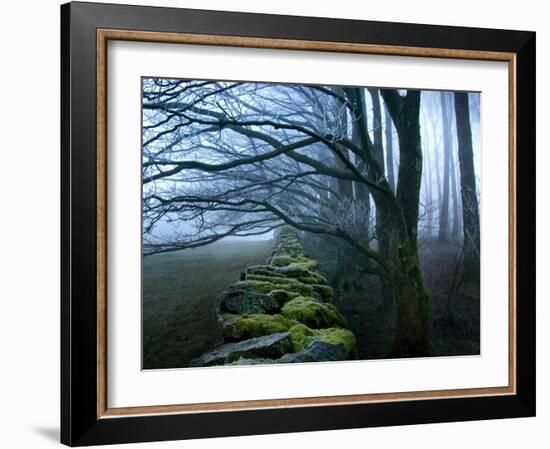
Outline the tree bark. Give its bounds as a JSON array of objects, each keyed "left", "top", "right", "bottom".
[
  {"left": 384, "top": 104, "right": 396, "bottom": 192},
  {"left": 368, "top": 88, "right": 384, "bottom": 167},
  {"left": 449, "top": 128, "right": 461, "bottom": 241},
  {"left": 369, "top": 88, "right": 393, "bottom": 308},
  {"left": 439, "top": 91, "right": 452, "bottom": 242},
  {"left": 423, "top": 137, "right": 434, "bottom": 237},
  {"left": 379, "top": 89, "right": 431, "bottom": 356},
  {"left": 353, "top": 91, "right": 371, "bottom": 234},
  {"left": 454, "top": 92, "right": 480, "bottom": 284},
  {"left": 368, "top": 88, "right": 388, "bottom": 256},
  {"left": 329, "top": 88, "right": 355, "bottom": 288}
]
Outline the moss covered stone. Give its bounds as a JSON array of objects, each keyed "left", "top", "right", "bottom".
[
  {"left": 230, "top": 280, "right": 279, "bottom": 295},
  {"left": 219, "top": 289, "right": 280, "bottom": 314},
  {"left": 233, "top": 278, "right": 316, "bottom": 298},
  {"left": 311, "top": 328, "right": 358, "bottom": 358},
  {"left": 289, "top": 325, "right": 357, "bottom": 358},
  {"left": 288, "top": 323, "right": 315, "bottom": 352},
  {"left": 246, "top": 265, "right": 282, "bottom": 278},
  {"left": 298, "top": 274, "right": 328, "bottom": 285},
  {"left": 274, "top": 264, "right": 327, "bottom": 285},
  {"left": 311, "top": 284, "right": 334, "bottom": 300},
  {"left": 269, "top": 289, "right": 299, "bottom": 306},
  {"left": 282, "top": 296, "right": 346, "bottom": 329},
  {"left": 245, "top": 274, "right": 299, "bottom": 285},
  {"left": 246, "top": 274, "right": 317, "bottom": 292},
  {"left": 222, "top": 313, "right": 296, "bottom": 341},
  {"left": 275, "top": 263, "right": 313, "bottom": 277},
  {"left": 270, "top": 255, "right": 310, "bottom": 267}
]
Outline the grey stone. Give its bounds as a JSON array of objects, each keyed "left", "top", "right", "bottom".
[
  {"left": 278, "top": 341, "right": 348, "bottom": 363},
  {"left": 189, "top": 332, "right": 293, "bottom": 367}
]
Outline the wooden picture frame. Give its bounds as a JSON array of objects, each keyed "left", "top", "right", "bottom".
[{"left": 61, "top": 1, "right": 536, "bottom": 446}]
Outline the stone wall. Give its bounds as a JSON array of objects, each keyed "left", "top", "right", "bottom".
[{"left": 190, "top": 228, "right": 357, "bottom": 367}]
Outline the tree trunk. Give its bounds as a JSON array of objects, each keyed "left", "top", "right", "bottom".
[
  {"left": 391, "top": 91, "right": 423, "bottom": 247},
  {"left": 427, "top": 113, "right": 443, "bottom": 226},
  {"left": 368, "top": 89, "right": 392, "bottom": 304},
  {"left": 449, "top": 130, "right": 461, "bottom": 241},
  {"left": 423, "top": 138, "right": 434, "bottom": 237},
  {"left": 384, "top": 104, "right": 396, "bottom": 192},
  {"left": 368, "top": 88, "right": 384, "bottom": 167},
  {"left": 345, "top": 87, "right": 430, "bottom": 357},
  {"left": 454, "top": 92, "right": 480, "bottom": 284},
  {"left": 372, "top": 199, "right": 431, "bottom": 358},
  {"left": 389, "top": 240, "right": 430, "bottom": 357},
  {"left": 380, "top": 89, "right": 431, "bottom": 356},
  {"left": 439, "top": 91, "right": 452, "bottom": 242}
]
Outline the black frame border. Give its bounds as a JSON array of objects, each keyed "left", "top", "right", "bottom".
[{"left": 61, "top": 2, "right": 536, "bottom": 446}]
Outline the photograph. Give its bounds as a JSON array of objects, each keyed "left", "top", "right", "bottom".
[
  {"left": 141, "top": 78, "right": 481, "bottom": 369},
  {"left": 55, "top": 1, "right": 536, "bottom": 446}
]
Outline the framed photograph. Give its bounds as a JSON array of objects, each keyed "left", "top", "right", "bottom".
[{"left": 61, "top": 1, "right": 535, "bottom": 446}]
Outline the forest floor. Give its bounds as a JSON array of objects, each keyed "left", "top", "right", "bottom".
[
  {"left": 142, "top": 239, "right": 273, "bottom": 369},
  {"left": 420, "top": 238, "right": 481, "bottom": 357},
  {"left": 309, "top": 237, "right": 480, "bottom": 360}
]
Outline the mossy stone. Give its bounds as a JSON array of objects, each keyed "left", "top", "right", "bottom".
[
  {"left": 310, "top": 328, "right": 358, "bottom": 358},
  {"left": 222, "top": 313, "right": 296, "bottom": 341},
  {"left": 246, "top": 265, "right": 282, "bottom": 277},
  {"left": 289, "top": 325, "right": 357, "bottom": 358},
  {"left": 275, "top": 263, "right": 312, "bottom": 277},
  {"left": 311, "top": 284, "right": 334, "bottom": 300},
  {"left": 233, "top": 278, "right": 316, "bottom": 298},
  {"left": 231, "top": 280, "right": 279, "bottom": 295},
  {"left": 270, "top": 255, "right": 307, "bottom": 267},
  {"left": 219, "top": 289, "right": 279, "bottom": 314},
  {"left": 270, "top": 289, "right": 299, "bottom": 306},
  {"left": 298, "top": 274, "right": 328, "bottom": 285},
  {"left": 274, "top": 264, "right": 326, "bottom": 285},
  {"left": 282, "top": 296, "right": 346, "bottom": 329},
  {"left": 289, "top": 323, "right": 316, "bottom": 352}
]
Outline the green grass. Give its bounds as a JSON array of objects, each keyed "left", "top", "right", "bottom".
[{"left": 142, "top": 240, "right": 273, "bottom": 369}]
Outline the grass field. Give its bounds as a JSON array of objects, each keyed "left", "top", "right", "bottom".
[{"left": 142, "top": 239, "right": 274, "bottom": 369}]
